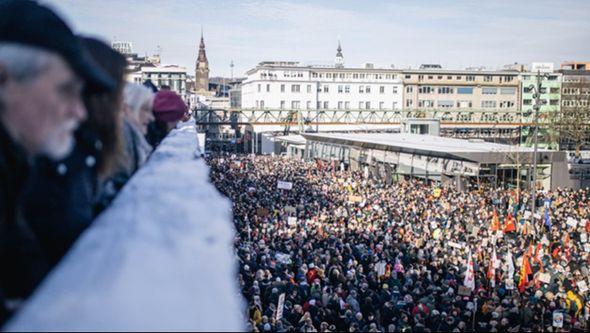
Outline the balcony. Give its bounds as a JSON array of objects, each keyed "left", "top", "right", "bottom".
[{"left": 5, "top": 122, "right": 244, "bottom": 331}]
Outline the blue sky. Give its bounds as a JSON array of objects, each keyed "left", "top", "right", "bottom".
[{"left": 42, "top": 0, "right": 590, "bottom": 77}]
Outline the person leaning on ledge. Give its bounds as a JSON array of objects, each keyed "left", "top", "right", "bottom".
[{"left": 0, "top": 0, "right": 114, "bottom": 325}]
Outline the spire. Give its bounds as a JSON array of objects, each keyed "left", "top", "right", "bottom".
[
  {"left": 335, "top": 39, "right": 344, "bottom": 68},
  {"left": 198, "top": 28, "right": 208, "bottom": 63}
]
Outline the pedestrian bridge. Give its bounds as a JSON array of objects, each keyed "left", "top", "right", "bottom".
[{"left": 5, "top": 122, "right": 244, "bottom": 331}]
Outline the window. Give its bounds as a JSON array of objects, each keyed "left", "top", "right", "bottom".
[
  {"left": 500, "top": 87, "right": 516, "bottom": 95},
  {"left": 482, "top": 87, "right": 497, "bottom": 94},
  {"left": 437, "top": 100, "right": 454, "bottom": 108},
  {"left": 338, "top": 85, "right": 343, "bottom": 93},
  {"left": 437, "top": 76, "right": 443, "bottom": 79},
  {"left": 503, "top": 76, "right": 514, "bottom": 82},
  {"left": 438, "top": 87, "right": 453, "bottom": 94},
  {"left": 456, "top": 76, "right": 462, "bottom": 80},
  {"left": 500, "top": 101, "right": 514, "bottom": 108},
  {"left": 418, "top": 86, "right": 434, "bottom": 94},
  {"left": 323, "top": 101, "right": 329, "bottom": 109},
  {"left": 523, "top": 99, "right": 532, "bottom": 105},
  {"left": 366, "top": 86, "right": 371, "bottom": 93},
  {"left": 484, "top": 75, "right": 493, "bottom": 82},
  {"left": 457, "top": 87, "right": 473, "bottom": 94},
  {"left": 380, "top": 86, "right": 385, "bottom": 94},
  {"left": 307, "top": 85, "right": 312, "bottom": 93},
  {"left": 418, "top": 75, "right": 424, "bottom": 81},
  {"left": 338, "top": 101, "right": 343, "bottom": 109},
  {"left": 306, "top": 101, "right": 311, "bottom": 109},
  {"left": 392, "top": 102, "right": 398, "bottom": 109},
  {"left": 280, "top": 100, "right": 285, "bottom": 109},
  {"left": 292, "top": 101, "right": 300, "bottom": 109},
  {"left": 457, "top": 101, "right": 472, "bottom": 108},
  {"left": 359, "top": 86, "right": 364, "bottom": 93},
  {"left": 550, "top": 87, "right": 559, "bottom": 94},
  {"left": 405, "top": 74, "right": 411, "bottom": 79},
  {"left": 428, "top": 76, "right": 433, "bottom": 79},
  {"left": 418, "top": 100, "right": 434, "bottom": 108},
  {"left": 257, "top": 84, "right": 261, "bottom": 92},
  {"left": 345, "top": 85, "right": 350, "bottom": 93},
  {"left": 550, "top": 99, "right": 559, "bottom": 106},
  {"left": 481, "top": 100, "right": 497, "bottom": 108},
  {"left": 255, "top": 100, "right": 259, "bottom": 108},
  {"left": 323, "top": 85, "right": 329, "bottom": 93},
  {"left": 466, "top": 75, "right": 476, "bottom": 82},
  {"left": 393, "top": 86, "right": 398, "bottom": 94},
  {"left": 365, "top": 102, "right": 371, "bottom": 110},
  {"left": 345, "top": 102, "right": 350, "bottom": 109},
  {"left": 379, "top": 102, "right": 384, "bottom": 110},
  {"left": 266, "top": 84, "right": 270, "bottom": 92},
  {"left": 406, "top": 99, "right": 413, "bottom": 108},
  {"left": 447, "top": 76, "right": 453, "bottom": 80},
  {"left": 406, "top": 86, "right": 413, "bottom": 93},
  {"left": 260, "top": 101, "right": 265, "bottom": 109},
  {"left": 359, "top": 102, "right": 364, "bottom": 109},
  {"left": 280, "top": 84, "right": 285, "bottom": 93},
  {"left": 291, "top": 84, "right": 300, "bottom": 93},
  {"left": 317, "top": 101, "right": 321, "bottom": 109},
  {"left": 326, "top": 73, "right": 332, "bottom": 79}
]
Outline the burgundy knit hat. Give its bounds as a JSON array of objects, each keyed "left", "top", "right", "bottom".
[{"left": 153, "top": 90, "right": 187, "bottom": 122}]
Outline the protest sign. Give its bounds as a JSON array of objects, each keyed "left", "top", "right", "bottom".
[
  {"left": 348, "top": 195, "right": 363, "bottom": 203},
  {"left": 287, "top": 216, "right": 297, "bottom": 226},
  {"left": 538, "top": 273, "right": 551, "bottom": 284},
  {"left": 276, "top": 293, "right": 285, "bottom": 321},
  {"left": 552, "top": 311, "right": 563, "bottom": 328},
  {"left": 277, "top": 180, "right": 293, "bottom": 190}
]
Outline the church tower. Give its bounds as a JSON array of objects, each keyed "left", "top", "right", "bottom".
[
  {"left": 335, "top": 40, "right": 344, "bottom": 68},
  {"left": 195, "top": 29, "right": 210, "bottom": 94}
]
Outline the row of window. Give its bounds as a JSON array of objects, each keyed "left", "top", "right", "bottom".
[
  {"left": 562, "top": 100, "right": 589, "bottom": 107},
  {"left": 311, "top": 72, "right": 398, "bottom": 80},
  {"left": 410, "top": 74, "right": 515, "bottom": 83},
  {"left": 257, "top": 83, "right": 401, "bottom": 94},
  {"left": 253, "top": 101, "right": 401, "bottom": 110},
  {"left": 563, "top": 88, "right": 590, "bottom": 95},
  {"left": 413, "top": 100, "right": 516, "bottom": 108},
  {"left": 522, "top": 99, "right": 560, "bottom": 106},
  {"left": 407, "top": 86, "right": 517, "bottom": 95}
]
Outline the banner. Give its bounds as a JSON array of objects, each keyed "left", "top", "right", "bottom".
[
  {"left": 276, "top": 293, "right": 286, "bottom": 321},
  {"left": 277, "top": 180, "right": 293, "bottom": 190}
]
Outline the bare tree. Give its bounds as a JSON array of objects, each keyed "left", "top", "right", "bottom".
[{"left": 554, "top": 76, "right": 590, "bottom": 156}]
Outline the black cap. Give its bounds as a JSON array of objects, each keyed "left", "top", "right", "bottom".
[{"left": 0, "top": 0, "right": 115, "bottom": 92}]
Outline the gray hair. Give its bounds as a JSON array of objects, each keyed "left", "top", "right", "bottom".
[
  {"left": 123, "top": 83, "right": 154, "bottom": 116},
  {"left": 0, "top": 42, "right": 55, "bottom": 83}
]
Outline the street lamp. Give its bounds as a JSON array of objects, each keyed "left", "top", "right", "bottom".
[{"left": 529, "top": 70, "right": 550, "bottom": 227}]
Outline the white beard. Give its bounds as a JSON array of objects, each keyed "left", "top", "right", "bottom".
[{"left": 41, "top": 120, "right": 78, "bottom": 160}]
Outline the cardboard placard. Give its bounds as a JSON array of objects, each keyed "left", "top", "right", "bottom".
[
  {"left": 538, "top": 273, "right": 551, "bottom": 284},
  {"left": 567, "top": 218, "right": 578, "bottom": 228},
  {"left": 458, "top": 286, "right": 472, "bottom": 296},
  {"left": 553, "top": 311, "right": 564, "bottom": 328},
  {"left": 448, "top": 241, "right": 464, "bottom": 249},
  {"left": 287, "top": 216, "right": 297, "bottom": 226},
  {"left": 348, "top": 195, "right": 363, "bottom": 203},
  {"left": 581, "top": 233, "right": 588, "bottom": 243},
  {"left": 578, "top": 280, "right": 588, "bottom": 293},
  {"left": 256, "top": 208, "right": 269, "bottom": 217}
]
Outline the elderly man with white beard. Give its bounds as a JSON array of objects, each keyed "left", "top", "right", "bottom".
[{"left": 0, "top": 0, "right": 114, "bottom": 325}]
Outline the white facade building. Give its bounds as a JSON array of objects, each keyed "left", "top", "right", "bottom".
[
  {"left": 242, "top": 63, "right": 403, "bottom": 111},
  {"left": 242, "top": 45, "right": 403, "bottom": 112},
  {"left": 141, "top": 65, "right": 188, "bottom": 99}
]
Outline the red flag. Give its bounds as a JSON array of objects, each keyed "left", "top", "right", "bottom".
[
  {"left": 503, "top": 213, "right": 516, "bottom": 233},
  {"left": 491, "top": 208, "right": 500, "bottom": 231},
  {"left": 518, "top": 254, "right": 532, "bottom": 293}
]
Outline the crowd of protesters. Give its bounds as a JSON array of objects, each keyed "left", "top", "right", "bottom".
[
  {"left": 0, "top": 0, "right": 189, "bottom": 325},
  {"left": 208, "top": 154, "right": 590, "bottom": 332}
]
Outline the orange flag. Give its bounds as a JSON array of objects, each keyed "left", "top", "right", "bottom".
[
  {"left": 491, "top": 208, "right": 500, "bottom": 231},
  {"left": 503, "top": 213, "right": 516, "bottom": 233},
  {"left": 518, "top": 254, "right": 532, "bottom": 293}
]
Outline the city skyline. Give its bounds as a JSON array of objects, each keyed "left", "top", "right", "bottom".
[{"left": 42, "top": 0, "right": 590, "bottom": 77}]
